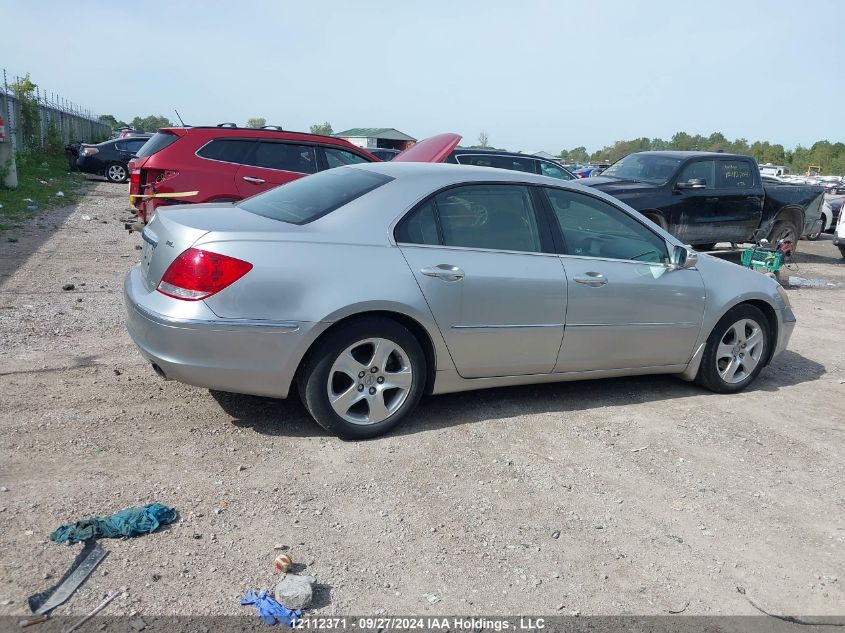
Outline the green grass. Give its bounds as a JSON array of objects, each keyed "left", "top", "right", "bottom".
[{"left": 0, "top": 150, "right": 88, "bottom": 232}]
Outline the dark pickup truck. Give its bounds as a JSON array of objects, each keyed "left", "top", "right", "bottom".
[{"left": 580, "top": 151, "right": 824, "bottom": 250}]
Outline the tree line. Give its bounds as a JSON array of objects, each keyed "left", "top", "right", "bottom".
[{"left": 560, "top": 132, "right": 845, "bottom": 176}]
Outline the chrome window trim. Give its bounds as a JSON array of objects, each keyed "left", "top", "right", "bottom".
[
  {"left": 395, "top": 242, "right": 561, "bottom": 259},
  {"left": 452, "top": 323, "right": 564, "bottom": 330},
  {"left": 557, "top": 253, "right": 675, "bottom": 267}
]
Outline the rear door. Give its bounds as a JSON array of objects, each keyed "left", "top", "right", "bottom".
[
  {"left": 396, "top": 183, "right": 567, "bottom": 378},
  {"left": 234, "top": 141, "right": 318, "bottom": 197},
  {"left": 541, "top": 187, "right": 706, "bottom": 372},
  {"left": 712, "top": 158, "right": 763, "bottom": 242}
]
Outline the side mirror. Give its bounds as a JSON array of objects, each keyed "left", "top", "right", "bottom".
[
  {"left": 675, "top": 178, "right": 707, "bottom": 190},
  {"left": 671, "top": 245, "right": 699, "bottom": 270}
]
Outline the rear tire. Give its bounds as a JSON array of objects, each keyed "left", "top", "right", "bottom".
[
  {"left": 298, "top": 317, "right": 426, "bottom": 440},
  {"left": 767, "top": 218, "right": 800, "bottom": 251},
  {"left": 695, "top": 304, "right": 770, "bottom": 394},
  {"left": 105, "top": 162, "right": 128, "bottom": 184},
  {"left": 839, "top": 246, "right": 845, "bottom": 260}
]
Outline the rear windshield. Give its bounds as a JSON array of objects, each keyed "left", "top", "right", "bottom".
[
  {"left": 238, "top": 167, "right": 393, "bottom": 225},
  {"left": 135, "top": 132, "right": 179, "bottom": 157}
]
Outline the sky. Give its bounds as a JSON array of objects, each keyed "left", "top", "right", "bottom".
[{"left": 3, "top": 0, "right": 844, "bottom": 153}]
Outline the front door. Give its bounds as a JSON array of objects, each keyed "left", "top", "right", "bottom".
[
  {"left": 541, "top": 187, "right": 706, "bottom": 372},
  {"left": 395, "top": 184, "right": 566, "bottom": 378},
  {"left": 671, "top": 159, "right": 719, "bottom": 245}
]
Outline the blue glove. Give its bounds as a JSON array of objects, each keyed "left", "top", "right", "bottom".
[{"left": 240, "top": 590, "right": 302, "bottom": 627}]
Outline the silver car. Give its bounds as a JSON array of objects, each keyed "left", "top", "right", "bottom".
[{"left": 124, "top": 160, "right": 796, "bottom": 439}]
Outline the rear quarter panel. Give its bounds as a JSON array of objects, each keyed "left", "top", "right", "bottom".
[
  {"left": 198, "top": 238, "right": 454, "bottom": 372},
  {"left": 761, "top": 184, "right": 824, "bottom": 235}
]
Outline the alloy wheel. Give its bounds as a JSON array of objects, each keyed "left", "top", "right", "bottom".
[
  {"left": 108, "top": 164, "right": 126, "bottom": 182},
  {"left": 715, "top": 318, "right": 765, "bottom": 384},
  {"left": 327, "top": 338, "right": 413, "bottom": 425}
]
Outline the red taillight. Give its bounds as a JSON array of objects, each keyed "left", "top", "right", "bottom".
[
  {"left": 81, "top": 147, "right": 99, "bottom": 156},
  {"left": 157, "top": 248, "right": 253, "bottom": 301},
  {"left": 130, "top": 170, "right": 141, "bottom": 185}
]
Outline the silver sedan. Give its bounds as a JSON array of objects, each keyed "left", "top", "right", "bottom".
[{"left": 124, "top": 162, "right": 796, "bottom": 439}]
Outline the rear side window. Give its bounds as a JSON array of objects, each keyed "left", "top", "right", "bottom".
[
  {"left": 395, "top": 200, "right": 440, "bottom": 245},
  {"left": 238, "top": 167, "right": 393, "bottom": 225},
  {"left": 717, "top": 160, "right": 754, "bottom": 188},
  {"left": 117, "top": 139, "right": 148, "bottom": 153},
  {"left": 324, "top": 147, "right": 370, "bottom": 168},
  {"left": 249, "top": 142, "right": 317, "bottom": 174},
  {"left": 457, "top": 154, "right": 537, "bottom": 174},
  {"left": 397, "top": 185, "right": 543, "bottom": 253},
  {"left": 196, "top": 139, "right": 255, "bottom": 164},
  {"left": 135, "top": 132, "right": 179, "bottom": 158}
]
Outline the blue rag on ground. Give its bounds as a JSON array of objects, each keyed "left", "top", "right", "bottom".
[
  {"left": 50, "top": 503, "right": 178, "bottom": 544},
  {"left": 240, "top": 590, "right": 302, "bottom": 627}
]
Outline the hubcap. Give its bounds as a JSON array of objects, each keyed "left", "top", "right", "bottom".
[
  {"left": 715, "top": 318, "right": 765, "bottom": 384},
  {"left": 327, "top": 338, "right": 413, "bottom": 425},
  {"left": 109, "top": 165, "right": 125, "bottom": 181}
]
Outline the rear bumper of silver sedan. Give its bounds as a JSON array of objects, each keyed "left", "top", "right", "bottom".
[{"left": 123, "top": 265, "right": 322, "bottom": 398}]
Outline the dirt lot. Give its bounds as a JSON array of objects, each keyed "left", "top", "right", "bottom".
[{"left": 0, "top": 181, "right": 843, "bottom": 618}]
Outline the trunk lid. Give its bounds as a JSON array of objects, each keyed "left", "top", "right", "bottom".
[
  {"left": 140, "top": 203, "right": 297, "bottom": 290},
  {"left": 393, "top": 133, "right": 461, "bottom": 163}
]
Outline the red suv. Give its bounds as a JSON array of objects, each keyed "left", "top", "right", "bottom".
[{"left": 128, "top": 125, "right": 378, "bottom": 221}]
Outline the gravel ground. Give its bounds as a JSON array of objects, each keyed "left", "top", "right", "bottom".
[{"left": 0, "top": 181, "right": 843, "bottom": 619}]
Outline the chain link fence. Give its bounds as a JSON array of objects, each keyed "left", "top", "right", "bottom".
[{"left": 1, "top": 68, "right": 111, "bottom": 152}]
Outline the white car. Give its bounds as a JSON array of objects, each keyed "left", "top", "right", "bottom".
[
  {"left": 834, "top": 203, "right": 845, "bottom": 259},
  {"left": 806, "top": 201, "right": 834, "bottom": 240}
]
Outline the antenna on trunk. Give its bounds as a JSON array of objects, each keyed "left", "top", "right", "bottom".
[{"left": 174, "top": 109, "right": 186, "bottom": 127}]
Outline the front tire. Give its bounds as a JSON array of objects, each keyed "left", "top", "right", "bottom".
[
  {"left": 696, "top": 304, "right": 770, "bottom": 393},
  {"left": 298, "top": 317, "right": 426, "bottom": 440},
  {"left": 105, "top": 162, "right": 128, "bottom": 184}
]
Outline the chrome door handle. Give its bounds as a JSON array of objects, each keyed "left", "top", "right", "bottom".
[
  {"left": 242, "top": 176, "right": 266, "bottom": 184},
  {"left": 420, "top": 264, "right": 465, "bottom": 282},
  {"left": 573, "top": 272, "right": 607, "bottom": 287}
]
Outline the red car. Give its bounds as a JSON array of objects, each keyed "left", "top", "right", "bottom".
[{"left": 128, "top": 125, "right": 379, "bottom": 221}]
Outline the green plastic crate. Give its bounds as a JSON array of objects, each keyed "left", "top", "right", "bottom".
[{"left": 741, "top": 247, "right": 785, "bottom": 273}]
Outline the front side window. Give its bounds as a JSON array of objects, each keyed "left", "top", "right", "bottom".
[
  {"left": 539, "top": 161, "right": 574, "bottom": 180},
  {"left": 398, "top": 185, "right": 542, "bottom": 253},
  {"left": 545, "top": 188, "right": 668, "bottom": 263},
  {"left": 196, "top": 139, "right": 255, "bottom": 164},
  {"left": 601, "top": 154, "right": 683, "bottom": 185},
  {"left": 677, "top": 160, "right": 715, "bottom": 187},
  {"left": 717, "top": 160, "right": 754, "bottom": 188},
  {"left": 238, "top": 167, "right": 392, "bottom": 225},
  {"left": 324, "top": 147, "right": 370, "bottom": 169},
  {"left": 249, "top": 142, "right": 317, "bottom": 174}
]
